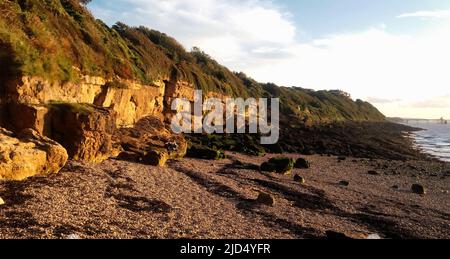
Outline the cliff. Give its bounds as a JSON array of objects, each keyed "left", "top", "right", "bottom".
[
  {"left": 0, "top": 0, "right": 385, "bottom": 123},
  {"left": 0, "top": 0, "right": 387, "bottom": 179}
]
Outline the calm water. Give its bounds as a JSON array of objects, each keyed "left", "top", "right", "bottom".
[{"left": 408, "top": 122, "right": 450, "bottom": 162}]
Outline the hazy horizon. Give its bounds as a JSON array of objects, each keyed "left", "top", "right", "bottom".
[{"left": 88, "top": 0, "right": 450, "bottom": 119}]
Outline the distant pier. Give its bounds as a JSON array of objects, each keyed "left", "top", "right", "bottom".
[{"left": 403, "top": 117, "right": 447, "bottom": 124}]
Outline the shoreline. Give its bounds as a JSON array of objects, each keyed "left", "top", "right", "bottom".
[
  {"left": 404, "top": 124, "right": 450, "bottom": 163},
  {"left": 0, "top": 152, "right": 448, "bottom": 239}
]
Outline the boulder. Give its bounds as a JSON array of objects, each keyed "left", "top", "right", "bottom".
[
  {"left": 294, "top": 175, "right": 305, "bottom": 184},
  {"left": 49, "top": 103, "right": 121, "bottom": 163},
  {"left": 294, "top": 158, "right": 310, "bottom": 169},
  {"left": 5, "top": 102, "right": 120, "bottom": 164},
  {"left": 260, "top": 157, "right": 295, "bottom": 175},
  {"left": 0, "top": 128, "right": 68, "bottom": 181},
  {"left": 411, "top": 184, "right": 426, "bottom": 195},
  {"left": 115, "top": 116, "right": 188, "bottom": 166},
  {"left": 255, "top": 192, "right": 275, "bottom": 206}
]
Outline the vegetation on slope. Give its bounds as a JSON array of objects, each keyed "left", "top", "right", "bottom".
[{"left": 0, "top": 0, "right": 385, "bottom": 122}]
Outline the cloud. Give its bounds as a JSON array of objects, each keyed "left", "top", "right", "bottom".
[
  {"left": 366, "top": 97, "right": 402, "bottom": 104},
  {"left": 248, "top": 26, "right": 450, "bottom": 102},
  {"left": 411, "top": 94, "right": 450, "bottom": 109},
  {"left": 90, "top": 1, "right": 450, "bottom": 118},
  {"left": 398, "top": 10, "right": 450, "bottom": 19},
  {"left": 89, "top": 0, "right": 296, "bottom": 67}
]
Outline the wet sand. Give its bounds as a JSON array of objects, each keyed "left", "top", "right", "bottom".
[{"left": 0, "top": 153, "right": 449, "bottom": 239}]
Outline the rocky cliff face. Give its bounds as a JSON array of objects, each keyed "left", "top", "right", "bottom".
[
  {"left": 4, "top": 75, "right": 189, "bottom": 128},
  {"left": 1, "top": 74, "right": 194, "bottom": 166},
  {"left": 0, "top": 0, "right": 387, "bottom": 180}
]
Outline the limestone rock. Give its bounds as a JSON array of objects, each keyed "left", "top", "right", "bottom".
[
  {"left": 50, "top": 103, "right": 120, "bottom": 163},
  {"left": 0, "top": 128, "right": 68, "bottom": 181},
  {"left": 6, "top": 103, "right": 52, "bottom": 136},
  {"left": 164, "top": 80, "right": 195, "bottom": 101},
  {"left": 94, "top": 80, "right": 166, "bottom": 127},
  {"left": 8, "top": 76, "right": 103, "bottom": 105},
  {"left": 6, "top": 75, "right": 168, "bottom": 129}
]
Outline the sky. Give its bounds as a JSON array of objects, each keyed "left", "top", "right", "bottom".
[{"left": 88, "top": 0, "right": 450, "bottom": 119}]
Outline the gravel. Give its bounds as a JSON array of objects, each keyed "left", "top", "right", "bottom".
[{"left": 0, "top": 153, "right": 448, "bottom": 239}]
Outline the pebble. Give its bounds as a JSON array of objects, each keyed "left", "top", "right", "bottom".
[
  {"left": 294, "top": 175, "right": 305, "bottom": 184},
  {"left": 255, "top": 192, "right": 275, "bottom": 206},
  {"left": 411, "top": 184, "right": 426, "bottom": 195},
  {"left": 66, "top": 234, "right": 81, "bottom": 240},
  {"left": 339, "top": 181, "right": 350, "bottom": 187}
]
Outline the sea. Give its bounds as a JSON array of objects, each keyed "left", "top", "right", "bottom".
[{"left": 407, "top": 122, "right": 450, "bottom": 162}]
